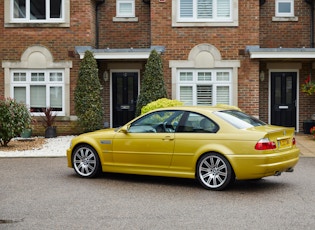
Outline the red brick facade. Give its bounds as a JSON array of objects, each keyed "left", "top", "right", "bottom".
[{"left": 1, "top": 0, "right": 315, "bottom": 135}]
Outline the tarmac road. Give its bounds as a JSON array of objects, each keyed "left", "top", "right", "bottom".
[{"left": 1, "top": 157, "right": 315, "bottom": 230}]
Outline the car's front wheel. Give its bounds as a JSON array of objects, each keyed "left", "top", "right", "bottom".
[
  {"left": 196, "top": 153, "right": 234, "bottom": 191},
  {"left": 72, "top": 145, "right": 101, "bottom": 178}
]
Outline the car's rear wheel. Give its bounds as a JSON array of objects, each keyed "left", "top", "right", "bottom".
[
  {"left": 72, "top": 145, "right": 101, "bottom": 178},
  {"left": 196, "top": 153, "right": 234, "bottom": 191}
]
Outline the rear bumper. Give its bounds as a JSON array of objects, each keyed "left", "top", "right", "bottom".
[{"left": 227, "top": 148, "right": 300, "bottom": 180}]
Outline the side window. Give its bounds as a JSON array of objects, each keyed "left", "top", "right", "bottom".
[
  {"left": 178, "top": 112, "right": 218, "bottom": 133},
  {"left": 129, "top": 110, "right": 184, "bottom": 133}
]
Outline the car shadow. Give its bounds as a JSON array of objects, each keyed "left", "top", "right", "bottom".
[{"left": 68, "top": 172, "right": 292, "bottom": 192}]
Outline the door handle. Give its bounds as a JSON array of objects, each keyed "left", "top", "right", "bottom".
[{"left": 162, "top": 136, "right": 174, "bottom": 141}]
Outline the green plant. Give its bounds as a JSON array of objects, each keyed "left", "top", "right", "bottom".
[
  {"left": 40, "top": 107, "right": 57, "bottom": 128},
  {"left": 141, "top": 98, "right": 183, "bottom": 115},
  {"left": 74, "top": 50, "right": 104, "bottom": 132},
  {"left": 135, "top": 49, "right": 167, "bottom": 116},
  {"left": 0, "top": 98, "right": 31, "bottom": 146},
  {"left": 301, "top": 75, "right": 315, "bottom": 95}
]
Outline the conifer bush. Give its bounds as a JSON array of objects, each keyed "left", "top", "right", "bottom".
[
  {"left": 74, "top": 51, "right": 104, "bottom": 133},
  {"left": 0, "top": 98, "right": 31, "bottom": 146},
  {"left": 135, "top": 49, "right": 167, "bottom": 116}
]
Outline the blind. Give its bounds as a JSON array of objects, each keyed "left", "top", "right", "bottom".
[
  {"left": 50, "top": 86, "right": 62, "bottom": 109},
  {"left": 14, "top": 87, "right": 26, "bottom": 104},
  {"left": 197, "top": 0, "right": 213, "bottom": 19},
  {"left": 217, "top": 0, "right": 230, "bottom": 18},
  {"left": 180, "top": 86, "right": 193, "bottom": 105},
  {"left": 216, "top": 86, "right": 229, "bottom": 104},
  {"left": 30, "top": 85, "right": 46, "bottom": 108},
  {"left": 197, "top": 85, "right": 212, "bottom": 105},
  {"left": 180, "top": 0, "right": 193, "bottom": 18}
]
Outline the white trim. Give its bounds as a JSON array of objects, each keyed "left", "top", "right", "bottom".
[
  {"left": 250, "top": 52, "right": 315, "bottom": 59},
  {"left": 79, "top": 52, "right": 150, "bottom": 60}
]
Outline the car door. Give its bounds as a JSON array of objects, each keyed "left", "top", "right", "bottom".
[{"left": 112, "top": 110, "right": 184, "bottom": 170}]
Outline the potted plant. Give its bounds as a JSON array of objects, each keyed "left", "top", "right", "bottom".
[
  {"left": 310, "top": 126, "right": 315, "bottom": 138},
  {"left": 41, "top": 107, "right": 57, "bottom": 138}
]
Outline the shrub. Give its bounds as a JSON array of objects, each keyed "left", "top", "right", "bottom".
[
  {"left": 74, "top": 50, "right": 104, "bottom": 133},
  {"left": 0, "top": 98, "right": 31, "bottom": 146},
  {"left": 141, "top": 98, "right": 183, "bottom": 115},
  {"left": 135, "top": 49, "right": 167, "bottom": 116}
]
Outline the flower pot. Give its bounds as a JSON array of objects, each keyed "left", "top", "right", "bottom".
[
  {"left": 45, "top": 126, "right": 57, "bottom": 138},
  {"left": 20, "top": 128, "right": 32, "bottom": 138}
]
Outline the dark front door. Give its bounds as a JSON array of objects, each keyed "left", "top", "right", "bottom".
[
  {"left": 112, "top": 72, "right": 138, "bottom": 127},
  {"left": 271, "top": 72, "right": 297, "bottom": 128}
]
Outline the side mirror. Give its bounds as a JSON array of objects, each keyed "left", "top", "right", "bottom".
[{"left": 119, "top": 125, "right": 129, "bottom": 134}]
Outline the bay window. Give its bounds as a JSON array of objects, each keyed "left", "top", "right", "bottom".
[{"left": 11, "top": 70, "right": 64, "bottom": 115}]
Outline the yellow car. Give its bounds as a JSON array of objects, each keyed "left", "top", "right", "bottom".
[{"left": 67, "top": 106, "right": 299, "bottom": 190}]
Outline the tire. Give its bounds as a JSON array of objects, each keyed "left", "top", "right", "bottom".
[
  {"left": 72, "top": 144, "right": 101, "bottom": 178},
  {"left": 196, "top": 153, "right": 234, "bottom": 191}
]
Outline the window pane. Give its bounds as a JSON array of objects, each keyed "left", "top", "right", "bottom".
[
  {"left": 119, "top": 3, "right": 132, "bottom": 15},
  {"left": 50, "top": 72, "right": 63, "bottom": 81},
  {"left": 30, "top": 0, "right": 46, "bottom": 20},
  {"left": 216, "top": 86, "right": 229, "bottom": 104},
  {"left": 30, "top": 85, "right": 46, "bottom": 111},
  {"left": 180, "top": 0, "right": 193, "bottom": 18},
  {"left": 198, "top": 72, "right": 211, "bottom": 81},
  {"left": 197, "top": 0, "right": 212, "bottom": 19},
  {"left": 197, "top": 85, "right": 212, "bottom": 105},
  {"left": 50, "top": 0, "right": 62, "bottom": 18},
  {"left": 13, "top": 0, "right": 26, "bottom": 18},
  {"left": 180, "top": 72, "right": 193, "bottom": 81},
  {"left": 31, "top": 72, "right": 45, "bottom": 81},
  {"left": 217, "top": 0, "right": 230, "bottom": 18},
  {"left": 13, "top": 72, "right": 26, "bottom": 82},
  {"left": 14, "top": 87, "right": 27, "bottom": 104},
  {"left": 216, "top": 72, "right": 230, "bottom": 81},
  {"left": 180, "top": 86, "right": 193, "bottom": 105},
  {"left": 50, "top": 86, "right": 62, "bottom": 111},
  {"left": 279, "top": 2, "right": 291, "bottom": 13}
]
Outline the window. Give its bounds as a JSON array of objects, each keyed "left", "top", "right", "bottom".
[
  {"left": 116, "top": 0, "right": 135, "bottom": 17},
  {"left": 5, "top": 0, "right": 70, "bottom": 27},
  {"left": 275, "top": 0, "right": 294, "bottom": 17},
  {"left": 11, "top": 70, "right": 64, "bottom": 115},
  {"left": 177, "top": 69, "right": 232, "bottom": 106},
  {"left": 178, "top": 0, "right": 231, "bottom": 22},
  {"left": 178, "top": 112, "right": 218, "bottom": 133}
]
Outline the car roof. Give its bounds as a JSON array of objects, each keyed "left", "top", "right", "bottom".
[{"left": 152, "top": 105, "right": 241, "bottom": 113}]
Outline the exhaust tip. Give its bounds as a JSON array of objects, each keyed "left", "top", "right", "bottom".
[
  {"left": 274, "top": 171, "right": 282, "bottom": 176},
  {"left": 285, "top": 167, "right": 294, "bottom": 173}
]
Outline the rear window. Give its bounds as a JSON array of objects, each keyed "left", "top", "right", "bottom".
[{"left": 214, "top": 110, "right": 266, "bottom": 129}]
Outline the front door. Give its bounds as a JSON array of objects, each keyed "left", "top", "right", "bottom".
[
  {"left": 271, "top": 72, "right": 297, "bottom": 129},
  {"left": 112, "top": 72, "right": 138, "bottom": 127}
]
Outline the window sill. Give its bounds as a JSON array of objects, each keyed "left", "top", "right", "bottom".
[
  {"left": 5, "top": 22, "right": 70, "bottom": 28},
  {"left": 272, "top": 16, "right": 298, "bottom": 22},
  {"left": 112, "top": 17, "right": 138, "bottom": 22}
]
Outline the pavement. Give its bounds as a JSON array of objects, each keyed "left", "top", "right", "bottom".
[
  {"left": 295, "top": 133, "right": 315, "bottom": 157},
  {"left": 0, "top": 133, "right": 314, "bottom": 158}
]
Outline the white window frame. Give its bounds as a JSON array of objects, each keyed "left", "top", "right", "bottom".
[
  {"left": 275, "top": 0, "right": 294, "bottom": 17},
  {"left": 172, "top": 0, "right": 238, "bottom": 27},
  {"left": 177, "top": 69, "right": 232, "bottom": 106},
  {"left": 116, "top": 0, "right": 135, "bottom": 18},
  {"left": 5, "top": 0, "right": 70, "bottom": 27},
  {"left": 10, "top": 69, "right": 65, "bottom": 116}
]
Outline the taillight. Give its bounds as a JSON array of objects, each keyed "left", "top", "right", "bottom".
[
  {"left": 292, "top": 137, "right": 296, "bottom": 145},
  {"left": 255, "top": 138, "right": 276, "bottom": 150}
]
